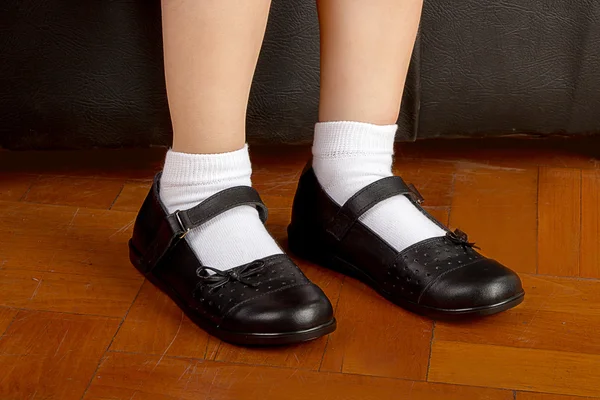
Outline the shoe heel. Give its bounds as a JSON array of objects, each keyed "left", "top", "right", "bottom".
[
  {"left": 288, "top": 224, "right": 368, "bottom": 281},
  {"left": 287, "top": 224, "right": 326, "bottom": 265},
  {"left": 128, "top": 239, "right": 146, "bottom": 274}
]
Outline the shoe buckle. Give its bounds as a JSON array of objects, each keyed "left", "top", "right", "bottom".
[
  {"left": 408, "top": 183, "right": 425, "bottom": 204},
  {"left": 174, "top": 210, "right": 191, "bottom": 239}
]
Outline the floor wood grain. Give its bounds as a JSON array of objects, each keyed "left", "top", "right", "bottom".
[
  {"left": 449, "top": 166, "right": 539, "bottom": 274},
  {"left": 1, "top": 138, "right": 599, "bottom": 399},
  {"left": 581, "top": 170, "right": 600, "bottom": 279},
  {"left": 0, "top": 310, "right": 120, "bottom": 399},
  {"left": 538, "top": 168, "right": 581, "bottom": 277},
  {"left": 429, "top": 340, "right": 600, "bottom": 397},
  {"left": 85, "top": 352, "right": 514, "bottom": 400}
]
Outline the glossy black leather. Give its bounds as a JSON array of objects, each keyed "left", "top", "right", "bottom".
[
  {"left": 129, "top": 173, "right": 335, "bottom": 344},
  {"left": 219, "top": 281, "right": 334, "bottom": 334},
  {"left": 1, "top": 0, "right": 598, "bottom": 149},
  {"left": 288, "top": 166, "right": 525, "bottom": 318},
  {"left": 418, "top": 257, "right": 523, "bottom": 310}
]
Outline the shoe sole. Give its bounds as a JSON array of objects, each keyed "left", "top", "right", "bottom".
[
  {"left": 129, "top": 240, "right": 337, "bottom": 346},
  {"left": 287, "top": 225, "right": 524, "bottom": 320}
]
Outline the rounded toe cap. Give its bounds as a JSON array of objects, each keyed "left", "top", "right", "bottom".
[
  {"left": 219, "top": 283, "right": 334, "bottom": 334},
  {"left": 419, "top": 259, "right": 524, "bottom": 311}
]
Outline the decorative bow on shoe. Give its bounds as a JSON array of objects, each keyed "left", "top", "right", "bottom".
[
  {"left": 446, "top": 229, "right": 479, "bottom": 249},
  {"left": 195, "top": 260, "right": 266, "bottom": 294}
]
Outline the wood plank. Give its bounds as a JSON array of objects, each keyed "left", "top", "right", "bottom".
[
  {"left": 393, "top": 159, "right": 456, "bottom": 207},
  {"left": 396, "top": 137, "right": 600, "bottom": 170},
  {"left": 214, "top": 333, "right": 330, "bottom": 371},
  {"left": 450, "top": 166, "right": 538, "bottom": 273},
  {"left": 518, "top": 392, "right": 599, "bottom": 400},
  {"left": 581, "top": 170, "right": 600, "bottom": 278},
  {"left": 0, "top": 201, "right": 140, "bottom": 279},
  {"left": 520, "top": 274, "right": 600, "bottom": 317},
  {"left": 204, "top": 336, "right": 221, "bottom": 361},
  {"left": 87, "top": 389, "right": 178, "bottom": 400},
  {"left": 110, "top": 280, "right": 210, "bottom": 359},
  {"left": 31, "top": 271, "right": 141, "bottom": 317},
  {"left": 0, "top": 148, "right": 165, "bottom": 179},
  {"left": 429, "top": 340, "right": 600, "bottom": 397},
  {"left": 538, "top": 168, "right": 581, "bottom": 276},
  {"left": 0, "top": 173, "right": 37, "bottom": 201},
  {"left": 0, "top": 269, "right": 43, "bottom": 308},
  {"left": 320, "top": 277, "right": 432, "bottom": 379},
  {"left": 252, "top": 153, "right": 305, "bottom": 200},
  {"left": 214, "top": 263, "right": 343, "bottom": 369},
  {"left": 85, "top": 352, "right": 513, "bottom": 400},
  {"left": 111, "top": 181, "right": 151, "bottom": 212},
  {"left": 435, "top": 274, "right": 600, "bottom": 355},
  {"left": 0, "top": 269, "right": 142, "bottom": 317},
  {"left": 23, "top": 175, "right": 124, "bottom": 209},
  {"left": 0, "top": 310, "right": 120, "bottom": 400},
  {"left": 0, "top": 306, "right": 18, "bottom": 335},
  {"left": 263, "top": 194, "right": 295, "bottom": 244},
  {"left": 252, "top": 157, "right": 303, "bottom": 243},
  {"left": 0, "top": 144, "right": 599, "bottom": 399},
  {"left": 250, "top": 144, "right": 311, "bottom": 170},
  {"left": 425, "top": 207, "right": 450, "bottom": 227},
  {"left": 54, "top": 207, "right": 140, "bottom": 278},
  {"left": 0, "top": 201, "right": 77, "bottom": 274}
]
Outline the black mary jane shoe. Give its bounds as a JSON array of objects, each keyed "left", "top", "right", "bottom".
[
  {"left": 129, "top": 173, "right": 336, "bottom": 346},
  {"left": 287, "top": 164, "right": 524, "bottom": 320}
]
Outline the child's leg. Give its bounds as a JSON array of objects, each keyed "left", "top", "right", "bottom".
[
  {"left": 290, "top": 0, "right": 523, "bottom": 318},
  {"left": 314, "top": 0, "right": 445, "bottom": 252},
  {"left": 160, "top": 0, "right": 282, "bottom": 271}
]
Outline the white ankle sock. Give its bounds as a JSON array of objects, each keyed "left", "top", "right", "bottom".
[
  {"left": 159, "top": 145, "right": 283, "bottom": 271},
  {"left": 312, "top": 121, "right": 446, "bottom": 252}
]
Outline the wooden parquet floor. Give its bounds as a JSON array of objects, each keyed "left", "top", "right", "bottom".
[{"left": 1, "top": 137, "right": 599, "bottom": 399}]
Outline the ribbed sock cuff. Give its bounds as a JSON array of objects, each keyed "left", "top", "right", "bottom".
[
  {"left": 161, "top": 144, "right": 252, "bottom": 186},
  {"left": 312, "top": 121, "right": 397, "bottom": 158}
]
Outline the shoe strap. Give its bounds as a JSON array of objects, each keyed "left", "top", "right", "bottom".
[
  {"left": 142, "top": 186, "right": 268, "bottom": 271},
  {"left": 166, "top": 186, "right": 268, "bottom": 236},
  {"left": 327, "top": 176, "right": 423, "bottom": 241}
]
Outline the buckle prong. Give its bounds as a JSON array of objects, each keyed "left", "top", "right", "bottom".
[
  {"left": 407, "top": 183, "right": 425, "bottom": 204},
  {"left": 174, "top": 211, "right": 191, "bottom": 239}
]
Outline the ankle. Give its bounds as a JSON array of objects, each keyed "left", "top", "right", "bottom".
[
  {"left": 158, "top": 144, "right": 283, "bottom": 271},
  {"left": 311, "top": 121, "right": 398, "bottom": 205},
  {"left": 160, "top": 145, "right": 252, "bottom": 214}
]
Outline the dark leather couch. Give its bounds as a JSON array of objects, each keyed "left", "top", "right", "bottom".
[{"left": 1, "top": 0, "right": 599, "bottom": 150}]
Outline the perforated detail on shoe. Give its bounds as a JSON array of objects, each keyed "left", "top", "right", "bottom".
[
  {"left": 287, "top": 167, "right": 523, "bottom": 315},
  {"left": 382, "top": 236, "right": 485, "bottom": 303},
  {"left": 191, "top": 254, "right": 310, "bottom": 319}
]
